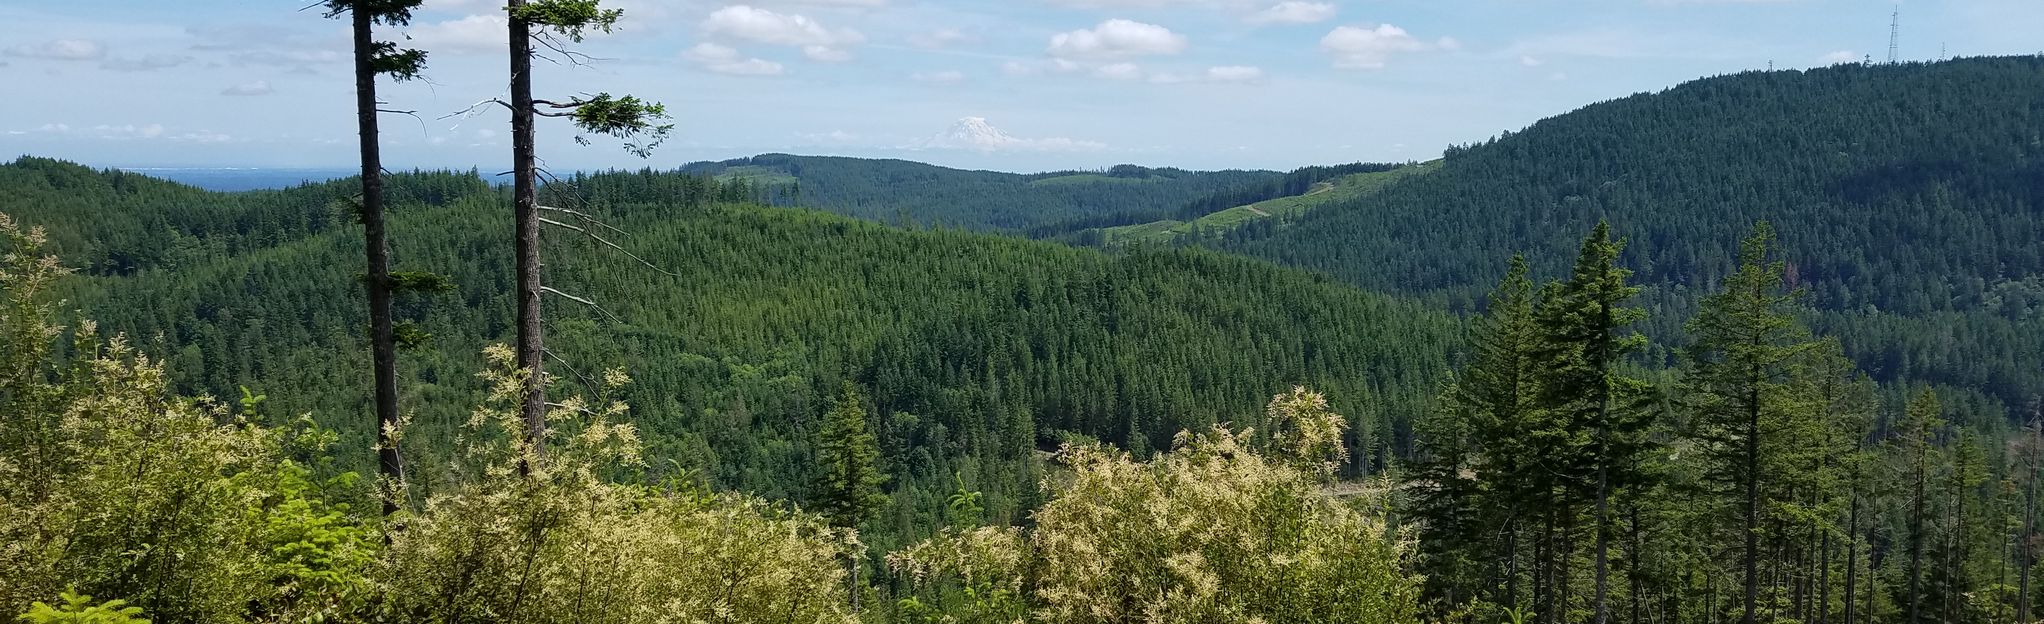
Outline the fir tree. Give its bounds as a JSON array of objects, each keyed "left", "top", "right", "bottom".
[
  {"left": 813, "top": 382, "right": 888, "bottom": 529},
  {"left": 1682, "top": 222, "right": 1811, "bottom": 624},
  {"left": 1534, "top": 222, "right": 1652, "bottom": 624}
]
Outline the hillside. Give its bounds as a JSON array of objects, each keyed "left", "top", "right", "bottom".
[
  {"left": 4, "top": 159, "right": 1461, "bottom": 547},
  {"left": 1221, "top": 56, "right": 2044, "bottom": 412},
  {"left": 1082, "top": 162, "right": 1437, "bottom": 247},
  {"left": 679, "top": 153, "right": 1281, "bottom": 232}
]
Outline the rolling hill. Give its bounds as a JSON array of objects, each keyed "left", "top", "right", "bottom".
[
  {"left": 678, "top": 153, "right": 1281, "bottom": 232},
  {"left": 1, "top": 158, "right": 1462, "bottom": 547},
  {"left": 1214, "top": 56, "right": 2044, "bottom": 415}
]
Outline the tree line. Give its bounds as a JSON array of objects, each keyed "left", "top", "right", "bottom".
[{"left": 1407, "top": 222, "right": 2044, "bottom": 624}]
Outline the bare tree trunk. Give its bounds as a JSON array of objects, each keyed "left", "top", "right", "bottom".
[
  {"left": 507, "top": 0, "right": 547, "bottom": 460},
  {"left": 350, "top": 5, "right": 403, "bottom": 517}
]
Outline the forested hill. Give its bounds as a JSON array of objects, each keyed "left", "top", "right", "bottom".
[
  {"left": 2, "top": 157, "right": 1460, "bottom": 546},
  {"left": 1221, "top": 55, "right": 2044, "bottom": 411},
  {"left": 679, "top": 153, "right": 1280, "bottom": 231}
]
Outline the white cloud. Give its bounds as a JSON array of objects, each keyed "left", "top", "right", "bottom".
[
  {"left": 797, "top": 129, "right": 861, "bottom": 143},
  {"left": 803, "top": 45, "right": 852, "bottom": 62},
  {"left": 1093, "top": 62, "right": 1144, "bottom": 80},
  {"left": 908, "top": 28, "right": 971, "bottom": 50},
  {"left": 910, "top": 117, "right": 1105, "bottom": 152},
  {"left": 175, "top": 131, "right": 235, "bottom": 144},
  {"left": 1319, "top": 24, "right": 1450, "bottom": 69},
  {"left": 703, "top": 5, "right": 864, "bottom": 47},
  {"left": 221, "top": 80, "right": 275, "bottom": 96},
  {"left": 5, "top": 39, "right": 106, "bottom": 61},
  {"left": 1519, "top": 55, "right": 1544, "bottom": 67},
  {"left": 683, "top": 42, "right": 786, "bottom": 76},
  {"left": 1151, "top": 65, "right": 1265, "bottom": 84},
  {"left": 911, "top": 70, "right": 965, "bottom": 83},
  {"left": 1048, "top": 19, "right": 1187, "bottom": 60},
  {"left": 1818, "top": 50, "right": 1861, "bottom": 65},
  {"left": 1246, "top": 2, "right": 1336, "bottom": 25},
  {"left": 410, "top": 14, "right": 509, "bottom": 54},
  {"left": 1204, "top": 65, "right": 1264, "bottom": 82},
  {"left": 1044, "top": 0, "right": 1206, "bottom": 7}
]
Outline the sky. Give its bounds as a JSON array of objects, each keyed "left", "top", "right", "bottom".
[{"left": 1, "top": 0, "right": 2039, "bottom": 173}]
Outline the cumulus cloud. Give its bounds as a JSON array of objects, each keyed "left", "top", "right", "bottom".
[
  {"left": 1319, "top": 24, "right": 1452, "bottom": 69},
  {"left": 1048, "top": 19, "right": 1187, "bottom": 60},
  {"left": 1092, "top": 62, "right": 1144, "bottom": 80},
  {"left": 683, "top": 42, "right": 786, "bottom": 76},
  {"left": 910, "top": 117, "right": 1104, "bottom": 153},
  {"left": 1246, "top": 2, "right": 1336, "bottom": 25},
  {"left": 703, "top": 5, "right": 863, "bottom": 61},
  {"left": 409, "top": 14, "right": 510, "bottom": 54},
  {"left": 803, "top": 45, "right": 852, "bottom": 62},
  {"left": 5, "top": 39, "right": 106, "bottom": 61},
  {"left": 1204, "top": 65, "right": 1264, "bottom": 82},
  {"left": 1150, "top": 65, "right": 1265, "bottom": 84},
  {"left": 221, "top": 80, "right": 275, "bottom": 96}
]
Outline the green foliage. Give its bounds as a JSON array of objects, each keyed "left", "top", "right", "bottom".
[
  {"left": 322, "top": 0, "right": 428, "bottom": 80},
  {"left": 1224, "top": 56, "right": 2044, "bottom": 413},
  {"left": 15, "top": 590, "right": 148, "bottom": 624},
  {"left": 812, "top": 383, "right": 888, "bottom": 528},
  {"left": 510, "top": 0, "right": 624, "bottom": 42},
  {"left": 26, "top": 162, "right": 1460, "bottom": 547},
  {"left": 681, "top": 154, "right": 1283, "bottom": 232},
  {"left": 562, "top": 93, "right": 672, "bottom": 158}
]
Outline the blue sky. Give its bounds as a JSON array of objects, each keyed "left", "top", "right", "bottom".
[{"left": 1, "top": 0, "right": 2038, "bottom": 173}]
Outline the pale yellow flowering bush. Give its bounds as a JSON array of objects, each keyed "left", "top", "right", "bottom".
[
  {"left": 1263, "top": 385, "right": 1350, "bottom": 478},
  {"left": 889, "top": 388, "right": 1421, "bottom": 624},
  {"left": 377, "top": 345, "right": 856, "bottom": 624}
]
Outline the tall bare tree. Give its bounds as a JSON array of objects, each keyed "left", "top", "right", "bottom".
[
  {"left": 323, "top": 0, "right": 428, "bottom": 517},
  {"left": 499, "top": 0, "right": 671, "bottom": 460}
]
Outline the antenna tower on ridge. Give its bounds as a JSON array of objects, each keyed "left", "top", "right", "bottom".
[{"left": 1887, "top": 8, "right": 1900, "bottom": 64}]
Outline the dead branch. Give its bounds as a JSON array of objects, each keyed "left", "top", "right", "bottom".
[
  {"left": 537, "top": 217, "right": 679, "bottom": 277},
  {"left": 540, "top": 286, "right": 624, "bottom": 324}
]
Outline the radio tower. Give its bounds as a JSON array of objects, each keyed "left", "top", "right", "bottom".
[{"left": 1887, "top": 8, "right": 1900, "bottom": 64}]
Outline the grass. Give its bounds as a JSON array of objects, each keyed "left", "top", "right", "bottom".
[{"left": 1091, "top": 161, "right": 1438, "bottom": 247}]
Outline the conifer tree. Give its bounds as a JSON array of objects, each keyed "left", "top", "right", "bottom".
[
  {"left": 1682, "top": 222, "right": 1811, "bottom": 624},
  {"left": 1534, "top": 222, "right": 1651, "bottom": 624},
  {"left": 813, "top": 382, "right": 888, "bottom": 529},
  {"left": 1899, "top": 389, "right": 1945, "bottom": 624},
  {"left": 322, "top": 0, "right": 428, "bottom": 517},
  {"left": 1410, "top": 254, "right": 1541, "bottom": 615}
]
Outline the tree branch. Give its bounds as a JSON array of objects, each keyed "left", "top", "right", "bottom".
[
  {"left": 537, "top": 217, "right": 679, "bottom": 277},
  {"left": 540, "top": 286, "right": 624, "bottom": 324}
]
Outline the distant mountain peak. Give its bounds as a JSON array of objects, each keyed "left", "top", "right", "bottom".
[{"left": 911, "top": 117, "right": 1104, "bottom": 153}]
